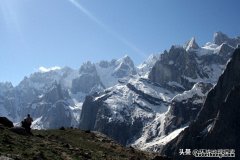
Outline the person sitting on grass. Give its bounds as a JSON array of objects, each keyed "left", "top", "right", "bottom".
[{"left": 21, "top": 114, "right": 33, "bottom": 135}]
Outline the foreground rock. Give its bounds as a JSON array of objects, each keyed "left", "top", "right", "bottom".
[{"left": 0, "top": 117, "right": 14, "bottom": 128}]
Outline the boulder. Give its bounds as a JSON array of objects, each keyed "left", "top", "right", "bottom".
[{"left": 0, "top": 117, "right": 14, "bottom": 128}]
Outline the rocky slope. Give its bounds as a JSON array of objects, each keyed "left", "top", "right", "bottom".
[
  {"left": 160, "top": 48, "right": 240, "bottom": 159},
  {"left": 0, "top": 119, "right": 163, "bottom": 160}
]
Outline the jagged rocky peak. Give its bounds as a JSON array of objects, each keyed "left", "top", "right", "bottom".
[
  {"left": 118, "top": 55, "right": 134, "bottom": 66},
  {"left": 79, "top": 61, "right": 97, "bottom": 74},
  {"left": 137, "top": 54, "right": 160, "bottom": 76},
  {"left": 217, "top": 43, "right": 235, "bottom": 57},
  {"left": 146, "top": 54, "right": 160, "bottom": 63},
  {"left": 98, "top": 60, "right": 110, "bottom": 68},
  {"left": 184, "top": 37, "right": 199, "bottom": 51},
  {"left": 0, "top": 82, "right": 13, "bottom": 88},
  {"left": 112, "top": 55, "right": 137, "bottom": 78},
  {"left": 213, "top": 31, "right": 240, "bottom": 47},
  {"left": 43, "top": 82, "right": 69, "bottom": 103},
  {"left": 60, "top": 66, "right": 75, "bottom": 75},
  {"left": 149, "top": 45, "right": 199, "bottom": 90},
  {"left": 72, "top": 61, "right": 104, "bottom": 94},
  {"left": 139, "top": 54, "right": 160, "bottom": 68},
  {"left": 0, "top": 82, "right": 13, "bottom": 92},
  {"left": 17, "top": 67, "right": 68, "bottom": 91},
  {"left": 148, "top": 32, "right": 239, "bottom": 92},
  {"left": 98, "top": 55, "right": 135, "bottom": 69},
  {"left": 213, "top": 31, "right": 230, "bottom": 45}
]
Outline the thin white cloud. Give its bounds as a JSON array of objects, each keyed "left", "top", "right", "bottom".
[
  {"left": 38, "top": 66, "right": 61, "bottom": 73},
  {"left": 68, "top": 0, "right": 146, "bottom": 57}
]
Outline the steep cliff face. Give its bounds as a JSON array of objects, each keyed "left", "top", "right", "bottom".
[
  {"left": 71, "top": 62, "right": 104, "bottom": 94},
  {"left": 149, "top": 46, "right": 199, "bottom": 90},
  {"left": 164, "top": 82, "right": 213, "bottom": 135},
  {"left": 79, "top": 93, "right": 111, "bottom": 131},
  {"left": 161, "top": 48, "right": 240, "bottom": 159}
]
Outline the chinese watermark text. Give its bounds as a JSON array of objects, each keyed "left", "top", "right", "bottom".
[{"left": 179, "top": 149, "right": 235, "bottom": 158}]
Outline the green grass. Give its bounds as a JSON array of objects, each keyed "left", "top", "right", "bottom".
[{"left": 0, "top": 127, "right": 159, "bottom": 160}]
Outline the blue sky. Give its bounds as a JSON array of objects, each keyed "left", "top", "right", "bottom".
[{"left": 0, "top": 0, "right": 240, "bottom": 85}]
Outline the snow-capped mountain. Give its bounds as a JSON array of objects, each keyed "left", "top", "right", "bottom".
[
  {"left": 0, "top": 56, "right": 137, "bottom": 129},
  {"left": 184, "top": 37, "right": 199, "bottom": 51},
  {"left": 79, "top": 77, "right": 177, "bottom": 145},
  {"left": 148, "top": 37, "right": 235, "bottom": 91},
  {"left": 79, "top": 32, "right": 240, "bottom": 149},
  {"left": 96, "top": 55, "right": 137, "bottom": 88}
]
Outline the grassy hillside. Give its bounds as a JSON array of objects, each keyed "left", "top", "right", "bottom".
[{"left": 0, "top": 126, "right": 165, "bottom": 160}]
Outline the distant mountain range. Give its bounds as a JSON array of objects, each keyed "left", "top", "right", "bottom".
[
  {"left": 0, "top": 32, "right": 239, "bottom": 157},
  {"left": 0, "top": 54, "right": 139, "bottom": 129}
]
